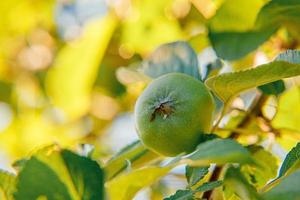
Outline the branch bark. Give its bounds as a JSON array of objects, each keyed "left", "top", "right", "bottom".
[{"left": 202, "top": 94, "right": 268, "bottom": 199}]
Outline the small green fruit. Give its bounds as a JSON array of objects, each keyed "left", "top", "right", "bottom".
[{"left": 134, "top": 73, "right": 215, "bottom": 157}]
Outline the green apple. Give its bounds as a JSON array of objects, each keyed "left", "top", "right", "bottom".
[{"left": 134, "top": 73, "right": 215, "bottom": 157}]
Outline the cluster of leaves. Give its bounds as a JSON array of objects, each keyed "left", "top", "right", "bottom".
[
  {"left": 1, "top": 136, "right": 300, "bottom": 199},
  {"left": 0, "top": 145, "right": 104, "bottom": 200},
  {"left": 2, "top": 42, "right": 300, "bottom": 200},
  {"left": 1, "top": 0, "right": 300, "bottom": 199},
  {"left": 111, "top": 45, "right": 300, "bottom": 199}
]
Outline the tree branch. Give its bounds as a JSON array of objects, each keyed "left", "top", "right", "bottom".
[{"left": 202, "top": 94, "right": 268, "bottom": 199}]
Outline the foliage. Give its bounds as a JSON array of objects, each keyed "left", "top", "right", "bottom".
[
  {"left": 205, "top": 50, "right": 300, "bottom": 103},
  {"left": 165, "top": 181, "right": 223, "bottom": 200},
  {"left": 1, "top": 0, "right": 300, "bottom": 199},
  {"left": 14, "top": 145, "right": 104, "bottom": 200}
]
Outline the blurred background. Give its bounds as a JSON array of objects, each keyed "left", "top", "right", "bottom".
[
  {"left": 1, "top": 0, "right": 300, "bottom": 198},
  {"left": 0, "top": 0, "right": 203, "bottom": 179}
]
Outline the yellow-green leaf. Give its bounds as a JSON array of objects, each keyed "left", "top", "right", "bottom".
[
  {"left": 0, "top": 169, "right": 15, "bottom": 200},
  {"left": 106, "top": 166, "right": 171, "bottom": 200},
  {"left": 14, "top": 145, "right": 104, "bottom": 200},
  {"left": 223, "top": 167, "right": 260, "bottom": 200},
  {"left": 183, "top": 139, "right": 253, "bottom": 166},
  {"left": 205, "top": 50, "right": 300, "bottom": 103},
  {"left": 46, "top": 14, "right": 117, "bottom": 120},
  {"left": 242, "top": 146, "right": 278, "bottom": 189},
  {"left": 209, "top": 0, "right": 265, "bottom": 32},
  {"left": 104, "top": 140, "right": 159, "bottom": 180},
  {"left": 278, "top": 143, "right": 300, "bottom": 178},
  {"left": 209, "top": 0, "right": 300, "bottom": 60},
  {"left": 262, "top": 170, "right": 300, "bottom": 200}
]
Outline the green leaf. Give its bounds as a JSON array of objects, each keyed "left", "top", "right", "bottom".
[
  {"left": 262, "top": 170, "right": 300, "bottom": 200},
  {"left": 60, "top": 150, "right": 104, "bottom": 200},
  {"left": 194, "top": 180, "right": 223, "bottom": 193},
  {"left": 0, "top": 81, "right": 12, "bottom": 103},
  {"left": 207, "top": 0, "right": 272, "bottom": 60},
  {"left": 278, "top": 142, "right": 300, "bottom": 178},
  {"left": 14, "top": 145, "right": 104, "bottom": 200},
  {"left": 164, "top": 189, "right": 194, "bottom": 200},
  {"left": 241, "top": 146, "right": 278, "bottom": 189},
  {"left": 183, "top": 139, "right": 253, "bottom": 166},
  {"left": 255, "top": 0, "right": 300, "bottom": 35},
  {"left": 14, "top": 157, "right": 73, "bottom": 200},
  {"left": 209, "top": 29, "right": 276, "bottom": 61},
  {"left": 258, "top": 80, "right": 285, "bottom": 95},
  {"left": 164, "top": 181, "right": 223, "bottom": 200},
  {"left": 117, "top": 41, "right": 201, "bottom": 83},
  {"left": 209, "top": 0, "right": 265, "bottom": 32},
  {"left": 205, "top": 50, "right": 300, "bottom": 103},
  {"left": 223, "top": 167, "right": 260, "bottom": 200},
  {"left": 271, "top": 50, "right": 300, "bottom": 131},
  {"left": 141, "top": 41, "right": 201, "bottom": 80},
  {"left": 106, "top": 166, "right": 171, "bottom": 200},
  {"left": 0, "top": 169, "right": 15, "bottom": 200},
  {"left": 209, "top": 0, "right": 300, "bottom": 60},
  {"left": 185, "top": 166, "right": 209, "bottom": 187},
  {"left": 104, "top": 140, "right": 159, "bottom": 180}
]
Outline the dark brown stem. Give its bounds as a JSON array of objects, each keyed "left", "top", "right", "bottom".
[
  {"left": 202, "top": 94, "right": 268, "bottom": 200},
  {"left": 202, "top": 166, "right": 222, "bottom": 200}
]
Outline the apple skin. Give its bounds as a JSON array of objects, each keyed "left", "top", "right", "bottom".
[{"left": 134, "top": 73, "right": 215, "bottom": 157}]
